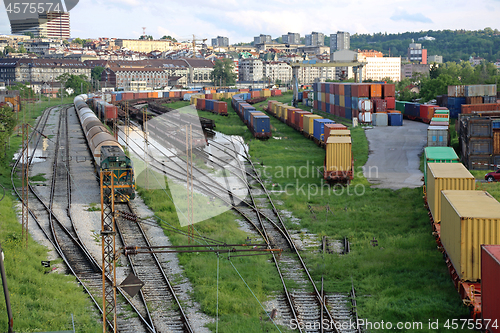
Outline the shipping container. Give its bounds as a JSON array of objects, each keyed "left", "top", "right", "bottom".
[
  {"left": 404, "top": 102, "right": 420, "bottom": 118},
  {"left": 441, "top": 190, "right": 500, "bottom": 282},
  {"left": 494, "top": 129, "right": 500, "bottom": 155},
  {"left": 448, "top": 85, "right": 465, "bottom": 97},
  {"left": 385, "top": 97, "right": 396, "bottom": 110},
  {"left": 467, "top": 119, "right": 492, "bottom": 138},
  {"left": 388, "top": 112, "right": 403, "bottom": 126},
  {"left": 250, "top": 112, "right": 266, "bottom": 128},
  {"left": 465, "top": 85, "right": 485, "bottom": 97},
  {"left": 358, "top": 98, "right": 373, "bottom": 112},
  {"left": 372, "top": 112, "right": 388, "bottom": 126},
  {"left": 424, "top": 147, "right": 460, "bottom": 186},
  {"left": 295, "top": 111, "right": 312, "bottom": 130},
  {"left": 420, "top": 105, "right": 437, "bottom": 123},
  {"left": 370, "top": 84, "right": 382, "bottom": 98},
  {"left": 352, "top": 84, "right": 370, "bottom": 98},
  {"left": 303, "top": 115, "right": 323, "bottom": 135},
  {"left": 345, "top": 107, "right": 352, "bottom": 120},
  {"left": 325, "top": 136, "right": 352, "bottom": 172},
  {"left": 468, "top": 137, "right": 493, "bottom": 155},
  {"left": 324, "top": 124, "right": 348, "bottom": 139},
  {"left": 427, "top": 126, "right": 450, "bottom": 147},
  {"left": 426, "top": 163, "right": 475, "bottom": 223},
  {"left": 313, "top": 119, "right": 335, "bottom": 142},
  {"left": 467, "top": 154, "right": 493, "bottom": 170},
  {"left": 447, "top": 97, "right": 466, "bottom": 118},
  {"left": 395, "top": 100, "right": 409, "bottom": 113},
  {"left": 382, "top": 83, "right": 396, "bottom": 98},
  {"left": 481, "top": 245, "right": 500, "bottom": 333}
]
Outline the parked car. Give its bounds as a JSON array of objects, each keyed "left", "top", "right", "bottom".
[{"left": 485, "top": 169, "right": 500, "bottom": 182}]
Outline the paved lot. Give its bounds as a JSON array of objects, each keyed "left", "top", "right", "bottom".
[{"left": 363, "top": 120, "right": 428, "bottom": 190}]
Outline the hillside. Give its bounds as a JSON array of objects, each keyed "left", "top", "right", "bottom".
[{"left": 349, "top": 28, "right": 500, "bottom": 63}]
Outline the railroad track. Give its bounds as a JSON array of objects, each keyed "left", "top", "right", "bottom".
[
  {"left": 12, "top": 104, "right": 155, "bottom": 333},
  {"left": 118, "top": 124, "right": 359, "bottom": 332}
]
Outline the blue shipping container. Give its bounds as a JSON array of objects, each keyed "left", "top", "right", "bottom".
[
  {"left": 206, "top": 99, "right": 214, "bottom": 111},
  {"left": 404, "top": 102, "right": 420, "bottom": 118},
  {"left": 344, "top": 84, "right": 351, "bottom": 97},
  {"left": 345, "top": 107, "right": 352, "bottom": 120},
  {"left": 352, "top": 97, "right": 359, "bottom": 110},
  {"left": 447, "top": 97, "right": 466, "bottom": 118},
  {"left": 345, "top": 95, "right": 351, "bottom": 108},
  {"left": 313, "top": 119, "right": 335, "bottom": 142},
  {"left": 335, "top": 94, "right": 340, "bottom": 106},
  {"left": 245, "top": 110, "right": 259, "bottom": 124},
  {"left": 492, "top": 120, "right": 500, "bottom": 129},
  {"left": 388, "top": 113, "right": 403, "bottom": 126},
  {"left": 298, "top": 92, "right": 303, "bottom": 101},
  {"left": 253, "top": 116, "right": 270, "bottom": 134}
]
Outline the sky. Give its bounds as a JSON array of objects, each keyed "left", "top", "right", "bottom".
[{"left": 1, "top": 0, "right": 499, "bottom": 43}]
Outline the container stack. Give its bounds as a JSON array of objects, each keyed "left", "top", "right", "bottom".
[
  {"left": 458, "top": 112, "right": 500, "bottom": 169},
  {"left": 312, "top": 82, "right": 397, "bottom": 126},
  {"left": 447, "top": 84, "right": 498, "bottom": 118},
  {"left": 427, "top": 109, "right": 450, "bottom": 147},
  {"left": 324, "top": 130, "right": 353, "bottom": 182}
]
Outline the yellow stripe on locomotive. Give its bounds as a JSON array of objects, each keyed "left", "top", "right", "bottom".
[{"left": 100, "top": 146, "right": 135, "bottom": 202}]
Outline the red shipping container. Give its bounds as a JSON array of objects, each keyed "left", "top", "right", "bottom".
[
  {"left": 419, "top": 104, "right": 436, "bottom": 123},
  {"left": 385, "top": 97, "right": 396, "bottom": 110},
  {"left": 339, "top": 106, "right": 345, "bottom": 118},
  {"left": 140, "top": 92, "right": 148, "bottom": 99},
  {"left": 295, "top": 111, "right": 312, "bottom": 130},
  {"left": 329, "top": 104, "right": 335, "bottom": 114},
  {"left": 322, "top": 102, "right": 327, "bottom": 113},
  {"left": 382, "top": 84, "right": 396, "bottom": 98},
  {"left": 352, "top": 109, "right": 359, "bottom": 119},
  {"left": 372, "top": 99, "right": 387, "bottom": 112},
  {"left": 111, "top": 94, "right": 116, "bottom": 102},
  {"left": 251, "top": 91, "right": 260, "bottom": 98},
  {"left": 358, "top": 84, "right": 370, "bottom": 98},
  {"left": 461, "top": 103, "right": 500, "bottom": 114},
  {"left": 267, "top": 100, "right": 277, "bottom": 111},
  {"left": 196, "top": 98, "right": 206, "bottom": 110},
  {"left": 239, "top": 89, "right": 249, "bottom": 93},
  {"left": 105, "top": 105, "right": 117, "bottom": 121},
  {"left": 287, "top": 108, "right": 294, "bottom": 126},
  {"left": 482, "top": 245, "right": 500, "bottom": 333},
  {"left": 370, "top": 84, "right": 382, "bottom": 98},
  {"left": 325, "top": 93, "right": 330, "bottom": 104},
  {"left": 174, "top": 91, "right": 181, "bottom": 98},
  {"left": 329, "top": 83, "right": 334, "bottom": 94},
  {"left": 275, "top": 90, "right": 282, "bottom": 96},
  {"left": 205, "top": 94, "right": 213, "bottom": 100},
  {"left": 324, "top": 124, "right": 349, "bottom": 139},
  {"left": 313, "top": 100, "right": 318, "bottom": 110},
  {"left": 303, "top": 91, "right": 309, "bottom": 99},
  {"left": 333, "top": 84, "right": 339, "bottom": 95}
]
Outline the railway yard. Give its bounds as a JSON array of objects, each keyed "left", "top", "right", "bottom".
[{"left": 6, "top": 92, "right": 496, "bottom": 333}]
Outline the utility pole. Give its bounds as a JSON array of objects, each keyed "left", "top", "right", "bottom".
[
  {"left": 100, "top": 171, "right": 117, "bottom": 333},
  {"left": 21, "top": 123, "right": 29, "bottom": 249},
  {"left": 186, "top": 125, "right": 194, "bottom": 243},
  {"left": 143, "top": 106, "right": 148, "bottom": 189}
]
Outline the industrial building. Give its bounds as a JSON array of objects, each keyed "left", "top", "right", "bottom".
[{"left": 102, "top": 67, "right": 169, "bottom": 90}]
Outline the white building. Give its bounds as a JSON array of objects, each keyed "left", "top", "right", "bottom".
[
  {"left": 361, "top": 57, "right": 401, "bottom": 82},
  {"left": 263, "top": 61, "right": 292, "bottom": 84},
  {"left": 239, "top": 58, "right": 264, "bottom": 82}
]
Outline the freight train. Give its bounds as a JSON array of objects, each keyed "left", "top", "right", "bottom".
[
  {"left": 74, "top": 94, "right": 135, "bottom": 202},
  {"left": 231, "top": 93, "right": 272, "bottom": 139},
  {"left": 423, "top": 146, "right": 500, "bottom": 323}
]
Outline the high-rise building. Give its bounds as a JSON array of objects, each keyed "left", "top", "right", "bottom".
[
  {"left": 282, "top": 32, "right": 300, "bottom": 45},
  {"left": 305, "top": 32, "right": 324, "bottom": 46},
  {"left": 407, "top": 42, "right": 427, "bottom": 64},
  {"left": 10, "top": 12, "right": 70, "bottom": 39},
  {"left": 254, "top": 34, "right": 272, "bottom": 45},
  {"left": 211, "top": 36, "right": 229, "bottom": 47},
  {"left": 330, "top": 31, "right": 350, "bottom": 60}
]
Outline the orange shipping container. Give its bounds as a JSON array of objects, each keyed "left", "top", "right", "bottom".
[
  {"left": 420, "top": 104, "right": 436, "bottom": 123},
  {"left": 494, "top": 129, "right": 500, "bottom": 155},
  {"left": 339, "top": 84, "right": 345, "bottom": 95},
  {"left": 370, "top": 84, "right": 382, "bottom": 98},
  {"left": 461, "top": 103, "right": 500, "bottom": 114}
]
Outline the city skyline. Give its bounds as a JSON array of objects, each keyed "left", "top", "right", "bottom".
[{"left": 0, "top": 0, "right": 499, "bottom": 43}]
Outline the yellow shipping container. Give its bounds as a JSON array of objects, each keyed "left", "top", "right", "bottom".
[
  {"left": 262, "top": 90, "right": 271, "bottom": 97},
  {"left": 329, "top": 130, "right": 351, "bottom": 137},
  {"left": 282, "top": 105, "right": 293, "bottom": 121},
  {"left": 303, "top": 114, "right": 323, "bottom": 135},
  {"left": 339, "top": 95, "right": 345, "bottom": 107},
  {"left": 325, "top": 136, "right": 352, "bottom": 172},
  {"left": 427, "top": 163, "right": 475, "bottom": 223},
  {"left": 278, "top": 104, "right": 288, "bottom": 119},
  {"left": 441, "top": 190, "right": 500, "bottom": 282},
  {"left": 273, "top": 103, "right": 282, "bottom": 116}
]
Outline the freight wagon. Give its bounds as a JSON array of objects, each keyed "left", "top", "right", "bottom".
[{"left": 231, "top": 93, "right": 271, "bottom": 139}]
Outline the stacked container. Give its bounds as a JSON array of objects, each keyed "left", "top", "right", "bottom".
[
  {"left": 423, "top": 147, "right": 460, "bottom": 186},
  {"left": 481, "top": 245, "right": 500, "bottom": 332}
]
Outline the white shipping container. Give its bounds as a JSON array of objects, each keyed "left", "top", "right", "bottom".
[{"left": 427, "top": 125, "right": 449, "bottom": 147}]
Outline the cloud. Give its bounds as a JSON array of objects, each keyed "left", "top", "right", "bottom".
[{"left": 390, "top": 8, "right": 433, "bottom": 23}]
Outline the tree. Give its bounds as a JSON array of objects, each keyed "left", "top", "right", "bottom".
[
  {"left": 161, "top": 35, "right": 177, "bottom": 42},
  {"left": 4, "top": 46, "right": 15, "bottom": 55},
  {"left": 18, "top": 45, "right": 27, "bottom": 53},
  {"left": 210, "top": 59, "right": 237, "bottom": 86},
  {"left": 139, "top": 35, "right": 153, "bottom": 40},
  {"left": 0, "top": 104, "right": 17, "bottom": 157},
  {"left": 56, "top": 73, "right": 91, "bottom": 96},
  {"left": 7, "top": 83, "right": 34, "bottom": 98},
  {"left": 23, "top": 32, "right": 34, "bottom": 39},
  {"left": 91, "top": 66, "right": 105, "bottom": 82}
]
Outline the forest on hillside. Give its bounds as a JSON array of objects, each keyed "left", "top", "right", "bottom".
[{"left": 348, "top": 28, "right": 500, "bottom": 63}]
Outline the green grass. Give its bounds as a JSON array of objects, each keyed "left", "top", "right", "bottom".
[
  {"left": 0, "top": 99, "right": 101, "bottom": 332},
  {"left": 162, "top": 100, "right": 190, "bottom": 110}
]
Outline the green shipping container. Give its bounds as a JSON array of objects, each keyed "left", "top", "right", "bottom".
[
  {"left": 424, "top": 147, "right": 460, "bottom": 187},
  {"left": 395, "top": 100, "right": 410, "bottom": 113}
]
